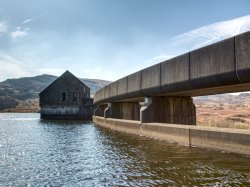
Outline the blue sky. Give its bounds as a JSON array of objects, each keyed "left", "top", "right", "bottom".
[{"left": 0, "top": 0, "right": 250, "bottom": 81}]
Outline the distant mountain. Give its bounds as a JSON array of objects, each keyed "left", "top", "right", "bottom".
[
  {"left": 0, "top": 74, "right": 111, "bottom": 111},
  {"left": 194, "top": 93, "right": 250, "bottom": 106}
]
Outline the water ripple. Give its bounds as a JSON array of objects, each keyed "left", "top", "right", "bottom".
[{"left": 0, "top": 113, "right": 249, "bottom": 186}]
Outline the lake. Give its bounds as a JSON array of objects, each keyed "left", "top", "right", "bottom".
[{"left": 0, "top": 113, "right": 249, "bottom": 186}]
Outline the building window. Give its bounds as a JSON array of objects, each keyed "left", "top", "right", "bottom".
[
  {"left": 73, "top": 92, "right": 77, "bottom": 101},
  {"left": 62, "top": 92, "right": 66, "bottom": 101}
]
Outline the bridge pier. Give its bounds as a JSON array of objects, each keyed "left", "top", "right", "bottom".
[
  {"left": 104, "top": 102, "right": 140, "bottom": 120},
  {"left": 94, "top": 104, "right": 107, "bottom": 117},
  {"left": 140, "top": 96, "right": 196, "bottom": 125}
]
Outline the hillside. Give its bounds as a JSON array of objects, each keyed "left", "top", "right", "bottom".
[{"left": 0, "top": 74, "right": 111, "bottom": 112}]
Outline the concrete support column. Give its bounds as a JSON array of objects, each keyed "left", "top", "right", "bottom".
[
  {"left": 104, "top": 102, "right": 140, "bottom": 120},
  {"left": 140, "top": 96, "right": 196, "bottom": 125},
  {"left": 94, "top": 104, "right": 107, "bottom": 117}
]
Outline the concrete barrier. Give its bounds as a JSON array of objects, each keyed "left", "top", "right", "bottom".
[
  {"left": 190, "top": 37, "right": 240, "bottom": 89},
  {"left": 140, "top": 123, "right": 190, "bottom": 145},
  {"left": 127, "top": 71, "right": 142, "bottom": 98},
  {"left": 100, "top": 88, "right": 105, "bottom": 103},
  {"left": 94, "top": 90, "right": 100, "bottom": 104},
  {"left": 117, "top": 77, "right": 128, "bottom": 100},
  {"left": 235, "top": 31, "right": 250, "bottom": 83},
  {"left": 102, "top": 117, "right": 116, "bottom": 129},
  {"left": 93, "top": 116, "right": 250, "bottom": 155},
  {"left": 109, "top": 81, "right": 117, "bottom": 101},
  {"left": 190, "top": 127, "right": 250, "bottom": 155},
  {"left": 93, "top": 115, "right": 106, "bottom": 126},
  {"left": 141, "top": 64, "right": 161, "bottom": 95},
  {"left": 104, "top": 84, "right": 111, "bottom": 101},
  {"left": 161, "top": 53, "right": 190, "bottom": 93},
  {"left": 113, "top": 118, "right": 141, "bottom": 135},
  {"left": 93, "top": 116, "right": 140, "bottom": 135}
]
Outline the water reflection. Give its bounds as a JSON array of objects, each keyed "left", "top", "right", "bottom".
[{"left": 0, "top": 113, "right": 249, "bottom": 186}]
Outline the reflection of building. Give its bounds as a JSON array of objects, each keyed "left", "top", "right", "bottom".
[{"left": 39, "top": 70, "right": 94, "bottom": 120}]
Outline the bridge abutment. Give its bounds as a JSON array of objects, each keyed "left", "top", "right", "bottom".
[{"left": 140, "top": 96, "right": 196, "bottom": 125}]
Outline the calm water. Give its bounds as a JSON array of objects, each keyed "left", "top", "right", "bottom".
[{"left": 0, "top": 113, "right": 249, "bottom": 186}]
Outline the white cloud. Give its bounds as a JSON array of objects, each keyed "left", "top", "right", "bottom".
[
  {"left": 0, "top": 21, "right": 8, "bottom": 35},
  {"left": 37, "top": 68, "right": 65, "bottom": 76},
  {"left": 80, "top": 67, "right": 119, "bottom": 81},
  {"left": 10, "top": 27, "right": 30, "bottom": 39},
  {"left": 145, "top": 55, "right": 174, "bottom": 65},
  {"left": 22, "top": 18, "right": 33, "bottom": 24},
  {"left": 8, "top": 11, "right": 48, "bottom": 40},
  {"left": 22, "top": 11, "right": 48, "bottom": 25},
  {"left": 0, "top": 53, "right": 32, "bottom": 81},
  {"left": 175, "top": 15, "right": 250, "bottom": 49},
  {"left": 156, "top": 15, "right": 250, "bottom": 61}
]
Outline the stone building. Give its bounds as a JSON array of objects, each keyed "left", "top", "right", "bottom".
[{"left": 39, "top": 70, "right": 94, "bottom": 120}]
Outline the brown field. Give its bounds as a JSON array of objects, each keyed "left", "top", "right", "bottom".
[{"left": 194, "top": 94, "right": 250, "bottom": 130}]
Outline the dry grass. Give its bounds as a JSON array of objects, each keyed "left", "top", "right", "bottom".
[{"left": 195, "top": 96, "right": 250, "bottom": 130}]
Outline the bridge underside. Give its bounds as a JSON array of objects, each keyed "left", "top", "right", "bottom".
[{"left": 95, "top": 96, "right": 196, "bottom": 125}]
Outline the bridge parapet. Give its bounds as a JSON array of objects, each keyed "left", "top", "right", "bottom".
[
  {"left": 236, "top": 32, "right": 250, "bottom": 83},
  {"left": 161, "top": 53, "right": 190, "bottom": 93},
  {"left": 190, "top": 36, "right": 237, "bottom": 89}
]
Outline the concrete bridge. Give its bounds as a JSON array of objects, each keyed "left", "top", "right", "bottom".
[{"left": 94, "top": 31, "right": 250, "bottom": 125}]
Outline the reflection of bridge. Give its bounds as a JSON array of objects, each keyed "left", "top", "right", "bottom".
[{"left": 94, "top": 31, "right": 250, "bottom": 125}]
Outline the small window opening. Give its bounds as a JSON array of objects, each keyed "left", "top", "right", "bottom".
[
  {"left": 62, "top": 92, "right": 66, "bottom": 101},
  {"left": 73, "top": 92, "right": 77, "bottom": 101}
]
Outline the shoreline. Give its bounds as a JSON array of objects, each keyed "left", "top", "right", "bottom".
[
  {"left": 0, "top": 111, "right": 39, "bottom": 113},
  {"left": 93, "top": 116, "right": 250, "bottom": 156}
]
